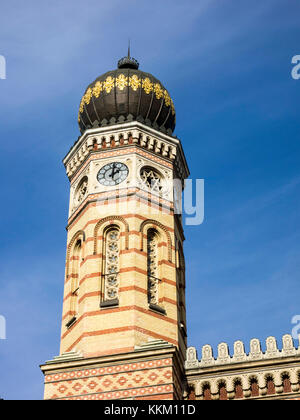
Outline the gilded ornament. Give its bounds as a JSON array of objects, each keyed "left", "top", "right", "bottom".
[
  {"left": 115, "top": 74, "right": 128, "bottom": 90},
  {"left": 103, "top": 76, "right": 115, "bottom": 93},
  {"left": 154, "top": 83, "right": 163, "bottom": 100},
  {"left": 78, "top": 71, "right": 175, "bottom": 126},
  {"left": 84, "top": 88, "right": 92, "bottom": 105},
  {"left": 79, "top": 97, "right": 85, "bottom": 113},
  {"left": 92, "top": 81, "right": 102, "bottom": 98},
  {"left": 129, "top": 74, "right": 141, "bottom": 91},
  {"left": 142, "top": 77, "right": 153, "bottom": 94},
  {"left": 164, "top": 90, "right": 171, "bottom": 107}
]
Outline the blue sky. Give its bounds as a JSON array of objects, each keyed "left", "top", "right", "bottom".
[{"left": 0, "top": 0, "right": 300, "bottom": 399}]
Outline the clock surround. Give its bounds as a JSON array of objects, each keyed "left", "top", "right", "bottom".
[{"left": 97, "top": 161, "right": 129, "bottom": 186}]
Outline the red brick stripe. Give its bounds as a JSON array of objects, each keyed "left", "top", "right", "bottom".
[{"left": 65, "top": 325, "right": 178, "bottom": 352}]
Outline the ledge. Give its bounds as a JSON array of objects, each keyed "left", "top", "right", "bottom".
[
  {"left": 100, "top": 298, "right": 119, "bottom": 308},
  {"left": 149, "top": 303, "right": 166, "bottom": 315},
  {"left": 65, "top": 316, "right": 77, "bottom": 329}
]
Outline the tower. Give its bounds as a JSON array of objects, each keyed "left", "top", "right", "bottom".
[{"left": 41, "top": 54, "right": 189, "bottom": 400}]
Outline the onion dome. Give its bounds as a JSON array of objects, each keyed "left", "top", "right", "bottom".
[{"left": 78, "top": 53, "right": 176, "bottom": 135}]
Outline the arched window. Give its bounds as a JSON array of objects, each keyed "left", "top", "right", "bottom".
[
  {"left": 146, "top": 228, "right": 166, "bottom": 314},
  {"left": 67, "top": 239, "right": 82, "bottom": 327},
  {"left": 147, "top": 228, "right": 159, "bottom": 306},
  {"left": 101, "top": 227, "right": 120, "bottom": 307},
  {"left": 250, "top": 378, "right": 259, "bottom": 397},
  {"left": 178, "top": 242, "right": 186, "bottom": 337}
]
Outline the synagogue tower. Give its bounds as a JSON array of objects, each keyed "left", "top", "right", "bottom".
[{"left": 41, "top": 53, "right": 189, "bottom": 400}]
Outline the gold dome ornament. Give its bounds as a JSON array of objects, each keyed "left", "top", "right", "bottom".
[{"left": 78, "top": 52, "right": 176, "bottom": 135}]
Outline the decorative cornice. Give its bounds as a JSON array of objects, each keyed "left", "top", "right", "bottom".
[
  {"left": 63, "top": 122, "right": 189, "bottom": 182},
  {"left": 184, "top": 335, "right": 300, "bottom": 400},
  {"left": 185, "top": 334, "right": 299, "bottom": 370}
]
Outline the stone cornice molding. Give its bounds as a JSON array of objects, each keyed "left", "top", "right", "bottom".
[
  {"left": 63, "top": 122, "right": 190, "bottom": 182},
  {"left": 40, "top": 345, "right": 179, "bottom": 374}
]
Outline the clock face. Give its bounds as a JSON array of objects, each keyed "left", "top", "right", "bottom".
[{"left": 97, "top": 162, "right": 129, "bottom": 186}]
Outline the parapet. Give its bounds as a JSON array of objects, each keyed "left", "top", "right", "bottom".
[
  {"left": 185, "top": 334, "right": 298, "bottom": 369},
  {"left": 184, "top": 334, "right": 300, "bottom": 400}
]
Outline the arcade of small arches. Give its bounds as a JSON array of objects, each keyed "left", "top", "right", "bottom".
[{"left": 186, "top": 370, "right": 299, "bottom": 400}]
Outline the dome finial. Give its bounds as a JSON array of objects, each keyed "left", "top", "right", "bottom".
[{"left": 118, "top": 42, "right": 139, "bottom": 70}]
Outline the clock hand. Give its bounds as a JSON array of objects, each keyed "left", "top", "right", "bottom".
[
  {"left": 113, "top": 168, "right": 120, "bottom": 180},
  {"left": 111, "top": 163, "right": 116, "bottom": 179}
]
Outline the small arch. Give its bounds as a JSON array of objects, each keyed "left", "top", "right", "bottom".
[
  {"left": 249, "top": 377, "right": 259, "bottom": 397},
  {"left": 202, "top": 383, "right": 212, "bottom": 401},
  {"left": 110, "top": 135, "right": 115, "bottom": 147},
  {"left": 92, "top": 138, "right": 98, "bottom": 150},
  {"left": 187, "top": 385, "right": 196, "bottom": 400},
  {"left": 66, "top": 230, "right": 86, "bottom": 277},
  {"left": 234, "top": 379, "right": 244, "bottom": 399},
  {"left": 74, "top": 176, "right": 88, "bottom": 206},
  {"left": 218, "top": 381, "right": 227, "bottom": 400},
  {"left": 266, "top": 375, "right": 275, "bottom": 395},
  {"left": 94, "top": 216, "right": 129, "bottom": 254},
  {"left": 140, "top": 219, "right": 172, "bottom": 262},
  {"left": 282, "top": 373, "right": 292, "bottom": 393}
]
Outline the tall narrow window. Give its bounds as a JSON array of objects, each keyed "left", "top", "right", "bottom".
[
  {"left": 147, "top": 229, "right": 166, "bottom": 314},
  {"left": 67, "top": 239, "right": 81, "bottom": 327},
  {"left": 178, "top": 243, "right": 187, "bottom": 337},
  {"left": 147, "top": 229, "right": 159, "bottom": 306},
  {"left": 102, "top": 228, "right": 120, "bottom": 307}
]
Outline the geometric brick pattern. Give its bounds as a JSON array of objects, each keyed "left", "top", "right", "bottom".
[{"left": 44, "top": 358, "right": 175, "bottom": 400}]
